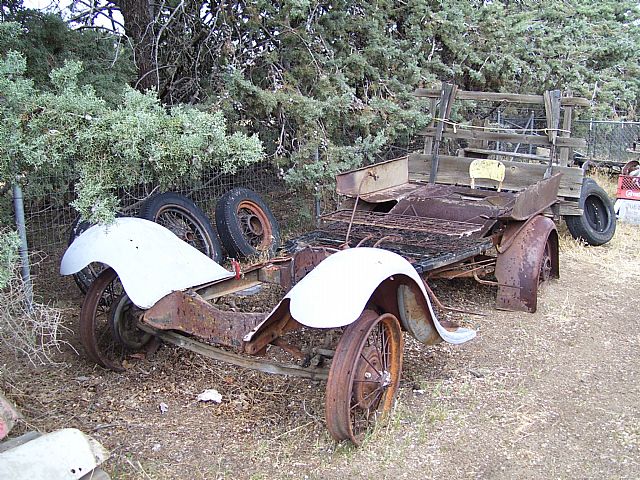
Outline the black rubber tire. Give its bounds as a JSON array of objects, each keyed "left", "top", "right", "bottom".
[
  {"left": 565, "top": 178, "right": 616, "bottom": 246},
  {"left": 140, "top": 192, "right": 223, "bottom": 263},
  {"left": 215, "top": 188, "right": 281, "bottom": 259}
]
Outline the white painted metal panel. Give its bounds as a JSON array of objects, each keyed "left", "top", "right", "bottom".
[
  {"left": 253, "top": 248, "right": 475, "bottom": 345},
  {"left": 0, "top": 428, "right": 109, "bottom": 479},
  {"left": 60, "top": 217, "right": 233, "bottom": 309}
]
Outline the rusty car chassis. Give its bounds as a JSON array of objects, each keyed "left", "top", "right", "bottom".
[{"left": 61, "top": 158, "right": 562, "bottom": 445}]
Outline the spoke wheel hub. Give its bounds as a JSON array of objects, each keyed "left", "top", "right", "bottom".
[{"left": 353, "top": 346, "right": 384, "bottom": 410}]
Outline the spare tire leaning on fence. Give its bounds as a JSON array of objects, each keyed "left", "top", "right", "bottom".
[
  {"left": 139, "top": 192, "right": 223, "bottom": 263},
  {"left": 564, "top": 178, "right": 616, "bottom": 246},
  {"left": 215, "top": 187, "right": 281, "bottom": 259}
]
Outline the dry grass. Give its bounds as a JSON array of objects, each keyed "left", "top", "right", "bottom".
[
  {"left": 0, "top": 267, "right": 70, "bottom": 366},
  {"left": 559, "top": 221, "right": 640, "bottom": 286},
  {"left": 559, "top": 170, "right": 638, "bottom": 284},
  {"left": 586, "top": 169, "right": 618, "bottom": 199}
]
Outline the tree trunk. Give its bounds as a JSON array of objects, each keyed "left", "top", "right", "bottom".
[{"left": 113, "top": 0, "right": 158, "bottom": 92}]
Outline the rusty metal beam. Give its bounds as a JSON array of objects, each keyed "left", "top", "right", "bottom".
[
  {"left": 142, "top": 290, "right": 265, "bottom": 348},
  {"left": 139, "top": 326, "right": 329, "bottom": 381}
]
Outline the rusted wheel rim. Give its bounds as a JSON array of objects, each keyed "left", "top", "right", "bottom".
[
  {"left": 237, "top": 200, "right": 273, "bottom": 250},
  {"left": 111, "top": 293, "right": 151, "bottom": 351},
  {"left": 80, "top": 269, "right": 127, "bottom": 371},
  {"left": 79, "top": 269, "right": 148, "bottom": 371},
  {"left": 325, "top": 310, "right": 403, "bottom": 445},
  {"left": 353, "top": 346, "right": 384, "bottom": 410},
  {"left": 540, "top": 240, "right": 553, "bottom": 283},
  {"left": 155, "top": 205, "right": 211, "bottom": 255}
]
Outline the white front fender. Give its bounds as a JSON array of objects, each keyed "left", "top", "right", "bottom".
[
  {"left": 246, "top": 247, "right": 475, "bottom": 345},
  {"left": 60, "top": 217, "right": 233, "bottom": 309}
]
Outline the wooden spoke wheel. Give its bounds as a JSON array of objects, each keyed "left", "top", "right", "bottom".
[
  {"left": 325, "top": 310, "right": 403, "bottom": 445},
  {"left": 79, "top": 268, "right": 150, "bottom": 371}
]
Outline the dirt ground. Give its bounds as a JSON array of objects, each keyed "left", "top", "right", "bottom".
[{"left": 1, "top": 221, "right": 639, "bottom": 480}]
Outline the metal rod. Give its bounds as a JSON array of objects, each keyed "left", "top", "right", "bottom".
[
  {"left": 496, "top": 110, "right": 502, "bottom": 151},
  {"left": 313, "top": 147, "right": 321, "bottom": 226},
  {"left": 12, "top": 182, "right": 33, "bottom": 310}
]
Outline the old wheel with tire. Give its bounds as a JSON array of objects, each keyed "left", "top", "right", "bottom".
[
  {"left": 215, "top": 188, "right": 281, "bottom": 259},
  {"left": 539, "top": 234, "right": 558, "bottom": 284},
  {"left": 325, "top": 310, "right": 403, "bottom": 445},
  {"left": 565, "top": 178, "right": 616, "bottom": 246},
  {"left": 140, "top": 192, "right": 223, "bottom": 262},
  {"left": 79, "top": 268, "right": 151, "bottom": 371}
]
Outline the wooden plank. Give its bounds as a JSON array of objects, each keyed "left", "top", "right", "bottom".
[
  {"left": 408, "top": 153, "right": 583, "bottom": 198},
  {"left": 544, "top": 90, "right": 561, "bottom": 145},
  {"left": 417, "top": 127, "right": 587, "bottom": 148},
  {"left": 558, "top": 200, "right": 581, "bottom": 216},
  {"left": 462, "top": 147, "right": 550, "bottom": 162},
  {"left": 336, "top": 156, "right": 409, "bottom": 196},
  {"left": 413, "top": 88, "right": 591, "bottom": 107},
  {"left": 431, "top": 83, "right": 457, "bottom": 183},
  {"left": 422, "top": 97, "right": 437, "bottom": 155},
  {"left": 559, "top": 92, "right": 574, "bottom": 167}
]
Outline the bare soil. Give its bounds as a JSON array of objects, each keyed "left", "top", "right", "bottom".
[{"left": 1, "top": 225, "right": 639, "bottom": 480}]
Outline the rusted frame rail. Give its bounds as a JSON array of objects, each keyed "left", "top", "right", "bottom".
[{"left": 138, "top": 325, "right": 330, "bottom": 380}]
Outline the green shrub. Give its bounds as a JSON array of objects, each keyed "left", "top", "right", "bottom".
[
  {"left": 0, "top": 52, "right": 265, "bottom": 224},
  {"left": 0, "top": 230, "right": 19, "bottom": 290}
]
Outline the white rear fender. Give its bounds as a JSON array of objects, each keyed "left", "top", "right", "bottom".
[
  {"left": 245, "top": 247, "right": 475, "bottom": 345},
  {"left": 60, "top": 217, "right": 233, "bottom": 309}
]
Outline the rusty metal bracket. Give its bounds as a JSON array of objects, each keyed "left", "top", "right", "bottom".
[
  {"left": 243, "top": 301, "right": 302, "bottom": 355},
  {"left": 142, "top": 290, "right": 265, "bottom": 349}
]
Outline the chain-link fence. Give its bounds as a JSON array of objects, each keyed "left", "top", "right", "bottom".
[
  {"left": 573, "top": 120, "right": 640, "bottom": 163},
  {"left": 21, "top": 162, "right": 281, "bottom": 253},
  {"left": 483, "top": 115, "right": 640, "bottom": 164}
]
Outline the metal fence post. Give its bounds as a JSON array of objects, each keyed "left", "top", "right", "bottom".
[
  {"left": 12, "top": 181, "right": 33, "bottom": 310},
  {"left": 313, "top": 147, "right": 321, "bottom": 226}
]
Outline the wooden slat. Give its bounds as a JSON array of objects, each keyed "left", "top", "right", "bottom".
[
  {"left": 557, "top": 200, "right": 581, "bottom": 216},
  {"left": 544, "top": 90, "right": 562, "bottom": 145},
  {"left": 336, "top": 156, "right": 409, "bottom": 196},
  {"left": 417, "top": 127, "right": 587, "bottom": 149},
  {"left": 413, "top": 88, "right": 591, "bottom": 107},
  {"left": 462, "top": 147, "right": 550, "bottom": 162},
  {"left": 559, "top": 91, "right": 574, "bottom": 167},
  {"left": 408, "top": 153, "right": 583, "bottom": 198},
  {"left": 422, "top": 97, "right": 437, "bottom": 155}
]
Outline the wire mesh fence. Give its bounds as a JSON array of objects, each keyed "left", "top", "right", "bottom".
[
  {"left": 18, "top": 162, "right": 281, "bottom": 253},
  {"left": 480, "top": 114, "right": 640, "bottom": 164},
  {"left": 573, "top": 120, "right": 640, "bottom": 163},
  {"left": 1, "top": 161, "right": 287, "bottom": 299}
]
